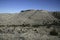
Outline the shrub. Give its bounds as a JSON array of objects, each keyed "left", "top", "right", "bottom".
[
  {"left": 21, "top": 24, "right": 30, "bottom": 27},
  {"left": 46, "top": 24, "right": 51, "bottom": 28},
  {"left": 21, "top": 10, "right": 24, "bottom": 12},
  {"left": 32, "top": 24, "right": 40, "bottom": 28},
  {"left": 0, "top": 25, "right": 5, "bottom": 27},
  {"left": 49, "top": 29, "right": 58, "bottom": 36},
  {"left": 33, "top": 29, "right": 38, "bottom": 33},
  {"left": 53, "top": 12, "right": 60, "bottom": 19},
  {"left": 25, "top": 10, "right": 31, "bottom": 11}
]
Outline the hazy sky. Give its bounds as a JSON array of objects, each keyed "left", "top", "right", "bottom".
[{"left": 0, "top": 0, "right": 60, "bottom": 13}]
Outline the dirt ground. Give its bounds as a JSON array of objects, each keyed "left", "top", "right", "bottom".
[{"left": 0, "top": 26, "right": 60, "bottom": 40}]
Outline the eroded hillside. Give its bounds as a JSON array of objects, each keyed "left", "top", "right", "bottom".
[
  {"left": 0, "top": 10, "right": 60, "bottom": 40},
  {"left": 0, "top": 10, "right": 59, "bottom": 25}
]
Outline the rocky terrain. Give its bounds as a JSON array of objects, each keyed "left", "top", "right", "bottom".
[{"left": 0, "top": 9, "right": 60, "bottom": 40}]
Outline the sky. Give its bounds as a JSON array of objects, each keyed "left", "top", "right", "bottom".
[{"left": 0, "top": 0, "right": 60, "bottom": 13}]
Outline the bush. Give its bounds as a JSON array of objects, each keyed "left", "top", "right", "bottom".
[
  {"left": 50, "top": 29, "right": 58, "bottom": 36},
  {"left": 46, "top": 24, "right": 51, "bottom": 28},
  {"left": 25, "top": 10, "right": 31, "bottom": 11},
  {"left": 33, "top": 29, "right": 38, "bottom": 33},
  {"left": 21, "top": 24, "right": 30, "bottom": 27},
  {"left": 32, "top": 24, "right": 40, "bottom": 28},
  {"left": 53, "top": 12, "right": 60, "bottom": 19},
  {"left": 0, "top": 25, "right": 5, "bottom": 27},
  {"left": 21, "top": 10, "right": 31, "bottom": 12},
  {"left": 21, "top": 10, "right": 24, "bottom": 12}
]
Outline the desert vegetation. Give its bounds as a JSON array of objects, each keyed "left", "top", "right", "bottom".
[
  {"left": 50, "top": 29, "right": 58, "bottom": 36},
  {"left": 0, "top": 10, "right": 60, "bottom": 40},
  {"left": 52, "top": 12, "right": 60, "bottom": 19}
]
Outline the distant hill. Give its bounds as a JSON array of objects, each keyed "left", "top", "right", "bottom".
[{"left": 0, "top": 10, "right": 60, "bottom": 25}]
